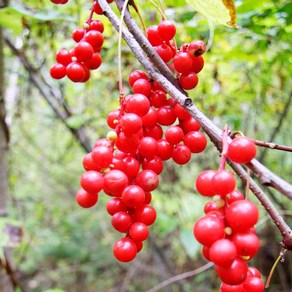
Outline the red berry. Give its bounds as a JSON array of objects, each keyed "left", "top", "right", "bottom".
[
  {"left": 193, "top": 215, "right": 225, "bottom": 246},
  {"left": 191, "top": 55, "right": 204, "bottom": 73},
  {"left": 135, "top": 170, "right": 159, "bottom": 192},
  {"left": 106, "top": 198, "right": 127, "bottom": 215},
  {"left": 74, "top": 41, "right": 94, "bottom": 62},
  {"left": 122, "top": 185, "right": 145, "bottom": 208},
  {"left": 89, "top": 19, "right": 104, "bottom": 33},
  {"left": 138, "top": 137, "right": 158, "bottom": 159},
  {"left": 180, "top": 117, "right": 201, "bottom": 132},
  {"left": 72, "top": 27, "right": 85, "bottom": 42},
  {"left": 125, "top": 94, "right": 150, "bottom": 117},
  {"left": 103, "top": 169, "right": 129, "bottom": 196},
  {"left": 91, "top": 145, "right": 113, "bottom": 169},
  {"left": 132, "top": 79, "right": 152, "bottom": 97},
  {"left": 228, "top": 136, "right": 257, "bottom": 164},
  {"left": 50, "top": 63, "right": 66, "bottom": 79},
  {"left": 157, "top": 139, "right": 173, "bottom": 160},
  {"left": 165, "top": 126, "right": 184, "bottom": 145},
  {"left": 173, "top": 52, "right": 193, "bottom": 75},
  {"left": 120, "top": 113, "right": 143, "bottom": 136},
  {"left": 232, "top": 232, "right": 260, "bottom": 259},
  {"left": 157, "top": 20, "right": 176, "bottom": 41},
  {"left": 209, "top": 239, "right": 237, "bottom": 267},
  {"left": 146, "top": 25, "right": 163, "bottom": 46},
  {"left": 80, "top": 170, "right": 104, "bottom": 194},
  {"left": 143, "top": 125, "right": 163, "bottom": 140},
  {"left": 66, "top": 62, "right": 85, "bottom": 82},
  {"left": 187, "top": 40, "right": 206, "bottom": 57},
  {"left": 212, "top": 170, "right": 236, "bottom": 197},
  {"left": 128, "top": 70, "right": 148, "bottom": 87},
  {"left": 216, "top": 257, "right": 248, "bottom": 285},
  {"left": 84, "top": 52, "right": 102, "bottom": 70},
  {"left": 183, "top": 131, "right": 207, "bottom": 153},
  {"left": 226, "top": 200, "right": 259, "bottom": 232},
  {"left": 155, "top": 44, "right": 173, "bottom": 63},
  {"left": 113, "top": 238, "right": 137, "bottom": 262},
  {"left": 172, "top": 144, "right": 191, "bottom": 164},
  {"left": 129, "top": 222, "right": 149, "bottom": 241},
  {"left": 179, "top": 72, "right": 199, "bottom": 90},
  {"left": 219, "top": 282, "right": 244, "bottom": 292},
  {"left": 142, "top": 156, "right": 164, "bottom": 175},
  {"left": 196, "top": 170, "right": 216, "bottom": 197},
  {"left": 56, "top": 48, "right": 72, "bottom": 66},
  {"left": 122, "top": 156, "right": 140, "bottom": 179},
  {"left": 111, "top": 211, "right": 132, "bottom": 233},
  {"left": 75, "top": 189, "right": 98, "bottom": 208},
  {"left": 116, "top": 132, "right": 140, "bottom": 154},
  {"left": 157, "top": 105, "right": 177, "bottom": 126},
  {"left": 134, "top": 204, "right": 157, "bottom": 225},
  {"left": 243, "top": 277, "right": 264, "bottom": 292}
]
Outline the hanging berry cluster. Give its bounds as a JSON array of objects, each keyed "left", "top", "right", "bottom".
[
  {"left": 194, "top": 130, "right": 264, "bottom": 291},
  {"left": 77, "top": 66, "right": 208, "bottom": 261}
]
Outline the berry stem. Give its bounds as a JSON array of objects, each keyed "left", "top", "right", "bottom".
[
  {"left": 265, "top": 248, "right": 287, "bottom": 288},
  {"left": 117, "top": 0, "right": 130, "bottom": 98},
  {"left": 218, "top": 124, "right": 229, "bottom": 171},
  {"left": 86, "top": 0, "right": 96, "bottom": 24},
  {"left": 149, "top": 0, "right": 167, "bottom": 20}
]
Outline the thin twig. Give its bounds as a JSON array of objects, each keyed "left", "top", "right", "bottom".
[
  {"left": 146, "top": 262, "right": 214, "bottom": 292},
  {"left": 254, "top": 139, "right": 292, "bottom": 153}
]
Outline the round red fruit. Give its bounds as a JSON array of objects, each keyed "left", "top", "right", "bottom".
[
  {"left": 196, "top": 170, "right": 216, "bottom": 197},
  {"left": 76, "top": 188, "right": 98, "bottom": 208},
  {"left": 212, "top": 170, "right": 236, "bottom": 197},
  {"left": 228, "top": 136, "right": 257, "bottom": 164},
  {"left": 129, "top": 222, "right": 149, "bottom": 242},
  {"left": 113, "top": 238, "right": 137, "bottom": 262},
  {"left": 122, "top": 185, "right": 145, "bottom": 208},
  {"left": 157, "top": 20, "right": 176, "bottom": 41}
]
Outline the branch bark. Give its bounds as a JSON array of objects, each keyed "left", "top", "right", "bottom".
[{"left": 98, "top": 0, "right": 292, "bottom": 249}]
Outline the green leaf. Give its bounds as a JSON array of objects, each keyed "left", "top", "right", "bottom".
[{"left": 186, "top": 0, "right": 237, "bottom": 27}]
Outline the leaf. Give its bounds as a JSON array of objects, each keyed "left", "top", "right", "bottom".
[{"left": 186, "top": 0, "right": 237, "bottom": 27}]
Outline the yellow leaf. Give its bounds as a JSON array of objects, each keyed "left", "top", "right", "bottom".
[{"left": 187, "top": 0, "right": 237, "bottom": 27}]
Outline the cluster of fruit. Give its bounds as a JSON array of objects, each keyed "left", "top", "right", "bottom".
[
  {"left": 194, "top": 136, "right": 264, "bottom": 291},
  {"left": 50, "top": 18, "right": 104, "bottom": 82},
  {"left": 146, "top": 20, "right": 205, "bottom": 90},
  {"left": 76, "top": 67, "right": 208, "bottom": 262}
]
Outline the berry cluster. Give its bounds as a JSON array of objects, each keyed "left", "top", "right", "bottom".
[
  {"left": 146, "top": 20, "right": 205, "bottom": 90},
  {"left": 50, "top": 19, "right": 104, "bottom": 82},
  {"left": 193, "top": 136, "right": 264, "bottom": 291},
  {"left": 76, "top": 68, "right": 208, "bottom": 262}
]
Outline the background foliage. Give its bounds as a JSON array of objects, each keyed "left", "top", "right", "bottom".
[{"left": 0, "top": 0, "right": 291, "bottom": 291}]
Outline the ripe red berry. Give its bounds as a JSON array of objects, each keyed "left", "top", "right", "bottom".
[
  {"left": 74, "top": 41, "right": 94, "bottom": 62},
  {"left": 209, "top": 239, "right": 237, "bottom": 267},
  {"left": 228, "top": 136, "right": 257, "bottom": 164},
  {"left": 138, "top": 137, "right": 158, "bottom": 159},
  {"left": 226, "top": 200, "right": 259, "bottom": 232},
  {"left": 66, "top": 62, "right": 85, "bottom": 82},
  {"left": 196, "top": 170, "right": 216, "bottom": 197},
  {"left": 122, "top": 185, "right": 145, "bottom": 208},
  {"left": 135, "top": 170, "right": 159, "bottom": 192},
  {"left": 84, "top": 52, "right": 102, "bottom": 70},
  {"left": 172, "top": 144, "right": 191, "bottom": 164},
  {"left": 80, "top": 170, "right": 104, "bottom": 194},
  {"left": 119, "top": 113, "right": 143, "bottom": 136},
  {"left": 142, "top": 156, "right": 164, "bottom": 175},
  {"left": 155, "top": 44, "right": 173, "bottom": 63},
  {"left": 173, "top": 52, "right": 193, "bottom": 75},
  {"left": 72, "top": 28, "right": 85, "bottom": 42},
  {"left": 50, "top": 63, "right": 66, "bottom": 79},
  {"left": 179, "top": 72, "right": 199, "bottom": 90},
  {"left": 188, "top": 40, "right": 206, "bottom": 57},
  {"left": 129, "top": 222, "right": 149, "bottom": 242},
  {"left": 128, "top": 70, "right": 148, "bottom": 87},
  {"left": 89, "top": 19, "right": 104, "bottom": 33},
  {"left": 165, "top": 126, "right": 184, "bottom": 145},
  {"left": 157, "top": 20, "right": 176, "bottom": 41},
  {"left": 134, "top": 204, "right": 157, "bottom": 226},
  {"left": 125, "top": 94, "right": 150, "bottom": 117},
  {"left": 191, "top": 55, "right": 204, "bottom": 74},
  {"left": 113, "top": 238, "right": 137, "bottom": 262},
  {"left": 216, "top": 257, "right": 248, "bottom": 285},
  {"left": 56, "top": 48, "right": 72, "bottom": 66},
  {"left": 76, "top": 188, "right": 98, "bottom": 208},
  {"left": 183, "top": 131, "right": 207, "bottom": 153},
  {"left": 106, "top": 198, "right": 127, "bottom": 215},
  {"left": 193, "top": 215, "right": 225, "bottom": 246},
  {"left": 91, "top": 145, "right": 113, "bottom": 169},
  {"left": 243, "top": 277, "right": 264, "bottom": 292},
  {"left": 157, "top": 105, "right": 177, "bottom": 126},
  {"left": 157, "top": 139, "right": 173, "bottom": 160},
  {"left": 111, "top": 211, "right": 132, "bottom": 233},
  {"left": 132, "top": 79, "right": 152, "bottom": 97},
  {"left": 212, "top": 170, "right": 236, "bottom": 197},
  {"left": 146, "top": 25, "right": 163, "bottom": 46},
  {"left": 103, "top": 169, "right": 129, "bottom": 196},
  {"left": 232, "top": 232, "right": 260, "bottom": 259}
]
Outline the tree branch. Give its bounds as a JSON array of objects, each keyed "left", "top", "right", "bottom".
[
  {"left": 98, "top": 0, "right": 292, "bottom": 249},
  {"left": 3, "top": 32, "right": 92, "bottom": 153}
]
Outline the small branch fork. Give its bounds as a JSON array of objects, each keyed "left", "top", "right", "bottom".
[{"left": 98, "top": 0, "right": 292, "bottom": 249}]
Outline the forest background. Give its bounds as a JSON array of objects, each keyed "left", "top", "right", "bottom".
[{"left": 0, "top": 0, "right": 291, "bottom": 291}]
